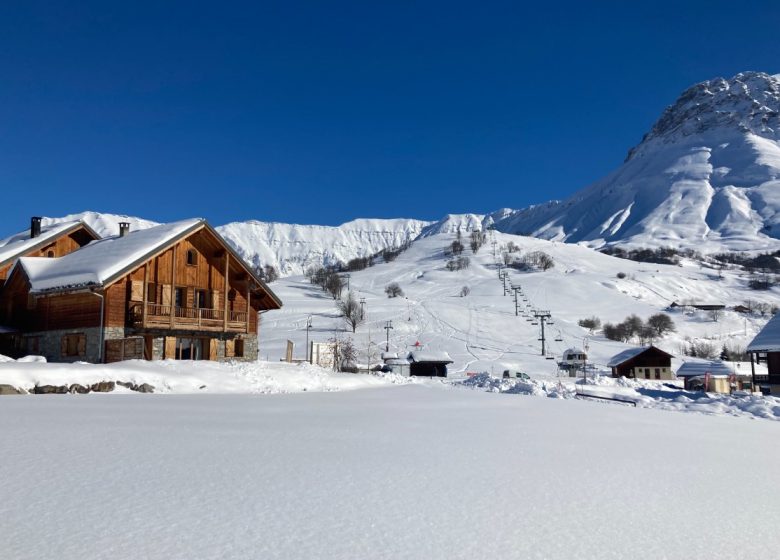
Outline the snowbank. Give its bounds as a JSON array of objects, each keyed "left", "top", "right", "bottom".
[
  {"left": 0, "top": 358, "right": 418, "bottom": 395},
  {"left": 459, "top": 373, "right": 780, "bottom": 421}
]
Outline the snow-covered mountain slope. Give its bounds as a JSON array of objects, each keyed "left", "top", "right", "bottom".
[
  {"left": 260, "top": 230, "right": 774, "bottom": 377},
  {"left": 40, "top": 210, "right": 433, "bottom": 276},
  {"left": 218, "top": 218, "right": 430, "bottom": 275},
  {"left": 493, "top": 72, "right": 780, "bottom": 252}
]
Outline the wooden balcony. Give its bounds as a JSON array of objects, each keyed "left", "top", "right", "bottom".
[{"left": 128, "top": 303, "right": 249, "bottom": 332}]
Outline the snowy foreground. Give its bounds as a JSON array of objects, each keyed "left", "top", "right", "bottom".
[{"left": 2, "top": 384, "right": 779, "bottom": 560}]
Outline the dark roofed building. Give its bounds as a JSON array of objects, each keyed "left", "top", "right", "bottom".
[
  {"left": 407, "top": 351, "right": 453, "bottom": 377},
  {"left": 607, "top": 345, "right": 674, "bottom": 380},
  {"left": 747, "top": 313, "right": 780, "bottom": 394}
]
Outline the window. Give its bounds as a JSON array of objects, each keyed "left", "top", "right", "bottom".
[
  {"left": 235, "top": 338, "right": 245, "bottom": 358},
  {"left": 655, "top": 368, "right": 661, "bottom": 380},
  {"left": 61, "top": 334, "right": 86, "bottom": 358},
  {"left": 46, "top": 250, "right": 55, "bottom": 258},
  {"left": 25, "top": 336, "right": 40, "bottom": 355},
  {"left": 195, "top": 289, "right": 207, "bottom": 309},
  {"left": 645, "top": 369, "right": 651, "bottom": 379},
  {"left": 186, "top": 249, "right": 198, "bottom": 266},
  {"left": 175, "top": 287, "right": 185, "bottom": 308}
]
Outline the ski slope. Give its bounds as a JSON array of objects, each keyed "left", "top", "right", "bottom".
[{"left": 260, "top": 230, "right": 776, "bottom": 378}]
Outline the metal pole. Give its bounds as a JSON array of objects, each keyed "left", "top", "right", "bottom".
[
  {"left": 384, "top": 320, "right": 393, "bottom": 352},
  {"left": 305, "top": 316, "right": 312, "bottom": 363},
  {"left": 540, "top": 317, "right": 546, "bottom": 356}
]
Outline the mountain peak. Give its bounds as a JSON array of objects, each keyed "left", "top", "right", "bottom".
[{"left": 627, "top": 71, "right": 780, "bottom": 161}]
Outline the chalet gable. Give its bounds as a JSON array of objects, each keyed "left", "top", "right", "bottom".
[
  {"left": 0, "top": 219, "right": 100, "bottom": 274},
  {"left": 10, "top": 218, "right": 281, "bottom": 309}
]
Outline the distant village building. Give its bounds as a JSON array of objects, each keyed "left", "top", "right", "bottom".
[
  {"left": 559, "top": 347, "right": 587, "bottom": 376},
  {"left": 607, "top": 346, "right": 674, "bottom": 380},
  {"left": 0, "top": 218, "right": 281, "bottom": 363},
  {"left": 382, "top": 352, "right": 411, "bottom": 376},
  {"left": 747, "top": 313, "right": 780, "bottom": 394},
  {"left": 407, "top": 351, "right": 453, "bottom": 377},
  {"left": 675, "top": 361, "right": 750, "bottom": 393}
]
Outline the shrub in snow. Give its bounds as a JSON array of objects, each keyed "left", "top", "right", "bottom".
[
  {"left": 616, "top": 272, "right": 627, "bottom": 279},
  {"left": 460, "top": 286, "right": 471, "bottom": 297},
  {"left": 578, "top": 316, "right": 601, "bottom": 331},
  {"left": 385, "top": 282, "right": 404, "bottom": 298}
]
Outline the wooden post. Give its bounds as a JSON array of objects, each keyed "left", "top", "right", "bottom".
[
  {"left": 751, "top": 352, "right": 756, "bottom": 393},
  {"left": 170, "top": 245, "right": 177, "bottom": 328},
  {"left": 246, "top": 282, "right": 251, "bottom": 334},
  {"left": 142, "top": 262, "right": 149, "bottom": 329},
  {"left": 223, "top": 252, "right": 229, "bottom": 332}
]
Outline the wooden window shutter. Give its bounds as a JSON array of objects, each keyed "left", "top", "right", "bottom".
[
  {"left": 77, "top": 334, "right": 86, "bottom": 357},
  {"left": 209, "top": 338, "right": 218, "bottom": 360},
  {"left": 130, "top": 280, "right": 144, "bottom": 302},
  {"left": 164, "top": 336, "right": 176, "bottom": 359},
  {"left": 225, "top": 339, "right": 235, "bottom": 358},
  {"left": 211, "top": 290, "right": 220, "bottom": 309},
  {"left": 161, "top": 285, "right": 172, "bottom": 306}
]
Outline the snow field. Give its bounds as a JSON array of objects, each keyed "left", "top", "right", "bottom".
[{"left": 1, "top": 386, "right": 779, "bottom": 560}]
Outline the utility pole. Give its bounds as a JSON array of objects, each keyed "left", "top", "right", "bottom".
[
  {"left": 305, "top": 316, "right": 313, "bottom": 363},
  {"left": 502, "top": 271, "right": 509, "bottom": 295},
  {"left": 384, "top": 320, "right": 393, "bottom": 352},
  {"left": 512, "top": 287, "right": 521, "bottom": 316},
  {"left": 533, "top": 310, "right": 552, "bottom": 356},
  {"left": 359, "top": 297, "right": 366, "bottom": 320}
]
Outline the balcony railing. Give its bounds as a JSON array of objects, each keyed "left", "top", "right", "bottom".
[{"left": 129, "top": 303, "right": 249, "bottom": 331}]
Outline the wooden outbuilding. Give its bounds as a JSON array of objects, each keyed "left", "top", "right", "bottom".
[
  {"left": 607, "top": 346, "right": 674, "bottom": 380},
  {"left": 0, "top": 218, "right": 281, "bottom": 363},
  {"left": 407, "top": 351, "right": 453, "bottom": 377}
]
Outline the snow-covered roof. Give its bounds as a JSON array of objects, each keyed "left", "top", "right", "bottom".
[
  {"left": 0, "top": 220, "right": 97, "bottom": 267},
  {"left": 563, "top": 348, "right": 585, "bottom": 356},
  {"left": 381, "top": 352, "right": 399, "bottom": 361},
  {"left": 675, "top": 361, "right": 734, "bottom": 378},
  {"left": 17, "top": 219, "right": 203, "bottom": 293},
  {"left": 408, "top": 351, "right": 453, "bottom": 364},
  {"left": 607, "top": 346, "right": 671, "bottom": 367},
  {"left": 747, "top": 313, "right": 780, "bottom": 352}
]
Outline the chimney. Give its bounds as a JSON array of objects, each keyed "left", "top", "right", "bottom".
[
  {"left": 118, "top": 222, "right": 130, "bottom": 237},
  {"left": 30, "top": 217, "right": 42, "bottom": 239}
]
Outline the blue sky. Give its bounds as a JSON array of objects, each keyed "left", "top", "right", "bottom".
[{"left": 1, "top": 1, "right": 779, "bottom": 231}]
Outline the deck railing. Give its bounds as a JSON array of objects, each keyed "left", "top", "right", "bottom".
[{"left": 129, "top": 303, "right": 248, "bottom": 330}]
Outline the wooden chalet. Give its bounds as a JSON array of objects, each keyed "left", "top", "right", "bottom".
[
  {"left": 747, "top": 313, "right": 780, "bottom": 394},
  {"left": 0, "top": 217, "right": 99, "bottom": 286},
  {"left": 607, "top": 345, "right": 674, "bottom": 380},
  {"left": 0, "top": 219, "right": 282, "bottom": 363}
]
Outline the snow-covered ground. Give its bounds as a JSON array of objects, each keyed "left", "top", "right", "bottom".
[
  {"left": 2, "top": 385, "right": 779, "bottom": 560},
  {"left": 0, "top": 356, "right": 418, "bottom": 395}
]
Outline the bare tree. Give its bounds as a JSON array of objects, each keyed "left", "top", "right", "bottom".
[
  {"left": 450, "top": 239, "right": 464, "bottom": 256},
  {"left": 470, "top": 230, "right": 485, "bottom": 254},
  {"left": 385, "top": 282, "right": 404, "bottom": 298},
  {"left": 647, "top": 313, "right": 675, "bottom": 336},
  {"left": 337, "top": 291, "right": 364, "bottom": 333},
  {"left": 709, "top": 309, "right": 723, "bottom": 322},
  {"left": 263, "top": 265, "right": 279, "bottom": 283},
  {"left": 325, "top": 273, "right": 345, "bottom": 300}
]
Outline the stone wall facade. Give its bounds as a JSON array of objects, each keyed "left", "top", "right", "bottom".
[{"left": 20, "top": 326, "right": 258, "bottom": 364}]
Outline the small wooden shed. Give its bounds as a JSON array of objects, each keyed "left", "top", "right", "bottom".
[{"left": 407, "top": 351, "right": 453, "bottom": 377}]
